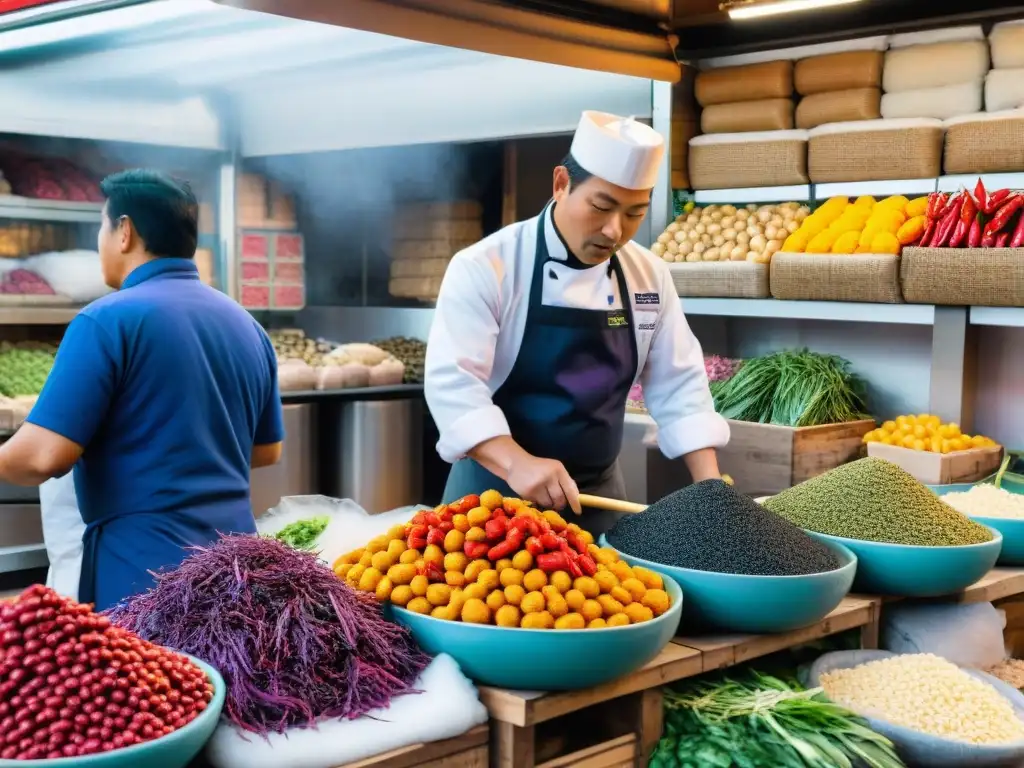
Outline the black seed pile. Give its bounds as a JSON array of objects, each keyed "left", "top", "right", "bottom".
[{"left": 606, "top": 479, "right": 841, "bottom": 576}]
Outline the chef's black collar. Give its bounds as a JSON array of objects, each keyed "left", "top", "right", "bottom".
[{"left": 547, "top": 202, "right": 590, "bottom": 271}]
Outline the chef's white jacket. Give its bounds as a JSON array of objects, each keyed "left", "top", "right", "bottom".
[{"left": 425, "top": 205, "right": 730, "bottom": 464}]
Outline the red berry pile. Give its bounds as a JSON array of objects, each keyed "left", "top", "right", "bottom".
[{"left": 0, "top": 586, "right": 213, "bottom": 761}]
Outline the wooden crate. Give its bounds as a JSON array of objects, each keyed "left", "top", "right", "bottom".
[
  {"left": 718, "top": 419, "right": 876, "bottom": 496},
  {"left": 339, "top": 727, "right": 488, "bottom": 768},
  {"left": 867, "top": 442, "right": 1004, "bottom": 485}
]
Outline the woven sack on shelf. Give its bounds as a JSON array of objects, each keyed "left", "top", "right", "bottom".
[
  {"left": 770, "top": 253, "right": 902, "bottom": 303},
  {"left": 667, "top": 261, "right": 770, "bottom": 298},
  {"left": 389, "top": 257, "right": 451, "bottom": 279},
  {"left": 794, "top": 50, "right": 883, "bottom": 95},
  {"left": 388, "top": 276, "right": 442, "bottom": 301},
  {"left": 944, "top": 111, "right": 1024, "bottom": 174},
  {"left": 695, "top": 60, "right": 793, "bottom": 107},
  {"left": 796, "top": 88, "right": 880, "bottom": 130},
  {"left": 901, "top": 247, "right": 1024, "bottom": 306},
  {"left": 689, "top": 130, "right": 809, "bottom": 190},
  {"left": 700, "top": 98, "right": 794, "bottom": 134},
  {"left": 808, "top": 119, "right": 943, "bottom": 183}
]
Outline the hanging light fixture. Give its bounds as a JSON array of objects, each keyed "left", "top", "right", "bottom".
[{"left": 720, "top": 0, "right": 864, "bottom": 20}]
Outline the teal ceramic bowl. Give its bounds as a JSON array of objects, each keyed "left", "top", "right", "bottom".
[
  {"left": 599, "top": 535, "right": 856, "bottom": 633},
  {"left": 0, "top": 656, "right": 225, "bottom": 768},
  {"left": 390, "top": 577, "right": 683, "bottom": 690},
  {"left": 804, "top": 527, "right": 1002, "bottom": 597},
  {"left": 929, "top": 483, "right": 1024, "bottom": 566}
]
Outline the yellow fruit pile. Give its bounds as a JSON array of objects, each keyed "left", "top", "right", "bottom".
[
  {"left": 782, "top": 195, "right": 929, "bottom": 256},
  {"left": 863, "top": 414, "right": 999, "bottom": 454},
  {"left": 333, "top": 490, "right": 673, "bottom": 630}
]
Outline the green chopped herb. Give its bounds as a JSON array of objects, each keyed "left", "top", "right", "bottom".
[{"left": 273, "top": 516, "right": 330, "bottom": 550}]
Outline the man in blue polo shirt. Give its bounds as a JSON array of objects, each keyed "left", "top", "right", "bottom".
[{"left": 0, "top": 169, "right": 284, "bottom": 610}]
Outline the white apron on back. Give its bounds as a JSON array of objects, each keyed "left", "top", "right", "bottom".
[{"left": 39, "top": 471, "right": 85, "bottom": 601}]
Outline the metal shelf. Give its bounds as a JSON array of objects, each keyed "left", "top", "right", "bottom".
[
  {"left": 0, "top": 306, "right": 81, "bottom": 325},
  {"left": 970, "top": 307, "right": 1024, "bottom": 328},
  {"left": 694, "top": 185, "right": 810, "bottom": 205},
  {"left": 681, "top": 298, "right": 936, "bottom": 325},
  {"left": 815, "top": 179, "right": 938, "bottom": 199},
  {"left": 938, "top": 174, "right": 1024, "bottom": 194},
  {"left": 0, "top": 544, "right": 46, "bottom": 575},
  {"left": 0, "top": 196, "right": 102, "bottom": 223}
]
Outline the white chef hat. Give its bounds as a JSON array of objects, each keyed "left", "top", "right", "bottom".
[{"left": 569, "top": 111, "right": 665, "bottom": 191}]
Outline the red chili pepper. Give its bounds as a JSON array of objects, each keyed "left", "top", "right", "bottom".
[
  {"left": 933, "top": 205, "right": 960, "bottom": 248},
  {"left": 564, "top": 531, "right": 588, "bottom": 556},
  {"left": 927, "top": 192, "right": 947, "bottom": 219},
  {"left": 982, "top": 232, "right": 996, "bottom": 247},
  {"left": 425, "top": 562, "right": 445, "bottom": 583},
  {"left": 949, "top": 219, "right": 968, "bottom": 248},
  {"left": 426, "top": 527, "right": 446, "bottom": 547},
  {"left": 918, "top": 218, "right": 936, "bottom": 246},
  {"left": 524, "top": 518, "right": 541, "bottom": 537},
  {"left": 536, "top": 518, "right": 552, "bottom": 534},
  {"left": 536, "top": 552, "right": 571, "bottom": 573},
  {"left": 983, "top": 195, "right": 1024, "bottom": 239},
  {"left": 505, "top": 527, "right": 526, "bottom": 550},
  {"left": 968, "top": 217, "right": 983, "bottom": 248},
  {"left": 974, "top": 178, "right": 987, "bottom": 215},
  {"left": 996, "top": 232, "right": 1011, "bottom": 248},
  {"left": 525, "top": 536, "right": 545, "bottom": 556},
  {"left": 539, "top": 532, "right": 561, "bottom": 551},
  {"left": 407, "top": 535, "right": 427, "bottom": 551},
  {"left": 960, "top": 192, "right": 977, "bottom": 224},
  {"left": 508, "top": 517, "right": 531, "bottom": 534},
  {"left": 1010, "top": 210, "right": 1024, "bottom": 248},
  {"left": 984, "top": 188, "right": 1012, "bottom": 215},
  {"left": 487, "top": 539, "right": 518, "bottom": 561},
  {"left": 485, "top": 518, "right": 508, "bottom": 541},
  {"left": 577, "top": 555, "right": 597, "bottom": 577},
  {"left": 940, "top": 191, "right": 963, "bottom": 218},
  {"left": 463, "top": 541, "right": 489, "bottom": 559}
]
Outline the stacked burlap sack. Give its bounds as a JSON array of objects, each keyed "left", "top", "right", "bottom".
[
  {"left": 793, "top": 41, "right": 885, "bottom": 129},
  {"left": 695, "top": 60, "right": 795, "bottom": 134},
  {"left": 881, "top": 27, "right": 989, "bottom": 120}
]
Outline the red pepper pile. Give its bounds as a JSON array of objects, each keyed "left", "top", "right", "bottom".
[
  {"left": 0, "top": 586, "right": 213, "bottom": 760},
  {"left": 407, "top": 495, "right": 599, "bottom": 578},
  {"left": 919, "top": 178, "right": 1024, "bottom": 249}
]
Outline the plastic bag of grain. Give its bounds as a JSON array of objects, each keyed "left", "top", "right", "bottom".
[
  {"left": 986, "top": 69, "right": 1024, "bottom": 113},
  {"left": 887, "top": 25, "right": 985, "bottom": 49},
  {"left": 880, "top": 81, "right": 983, "bottom": 121},
  {"left": 882, "top": 602, "right": 1007, "bottom": 670},
  {"left": 883, "top": 40, "right": 990, "bottom": 94},
  {"left": 702, "top": 35, "right": 887, "bottom": 69},
  {"left": 23, "top": 250, "right": 111, "bottom": 303},
  {"left": 700, "top": 98, "right": 793, "bottom": 133},
  {"left": 991, "top": 21, "right": 1024, "bottom": 71}
]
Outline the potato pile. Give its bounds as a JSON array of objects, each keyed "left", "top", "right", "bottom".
[
  {"left": 651, "top": 202, "right": 810, "bottom": 264},
  {"left": 863, "top": 414, "right": 999, "bottom": 454},
  {"left": 334, "top": 491, "right": 672, "bottom": 630},
  {"left": 782, "top": 195, "right": 928, "bottom": 256}
]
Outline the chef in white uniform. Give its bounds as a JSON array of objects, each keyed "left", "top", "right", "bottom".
[
  {"left": 39, "top": 471, "right": 85, "bottom": 599},
  {"left": 425, "top": 110, "right": 730, "bottom": 527}
]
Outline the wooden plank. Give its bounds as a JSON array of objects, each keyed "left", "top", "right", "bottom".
[
  {"left": 491, "top": 721, "right": 534, "bottom": 768},
  {"left": 675, "top": 597, "right": 879, "bottom": 672},
  {"left": 537, "top": 735, "right": 637, "bottom": 768},
  {"left": 637, "top": 688, "right": 664, "bottom": 765},
  {"left": 340, "top": 727, "right": 488, "bottom": 768},
  {"left": 479, "top": 642, "right": 702, "bottom": 727},
  {"left": 874, "top": 568, "right": 1024, "bottom": 607},
  {"left": 867, "top": 442, "right": 1003, "bottom": 485}
]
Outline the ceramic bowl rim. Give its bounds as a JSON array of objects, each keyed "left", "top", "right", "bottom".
[
  {"left": 808, "top": 526, "right": 1003, "bottom": 552},
  {"left": 600, "top": 534, "right": 857, "bottom": 582},
  {"left": 0, "top": 654, "right": 226, "bottom": 766},
  {"left": 391, "top": 573, "right": 683, "bottom": 635}
]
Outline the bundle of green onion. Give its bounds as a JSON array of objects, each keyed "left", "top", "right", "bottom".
[
  {"left": 652, "top": 672, "right": 905, "bottom": 768},
  {"left": 712, "top": 350, "right": 869, "bottom": 427},
  {"left": 272, "top": 516, "right": 330, "bottom": 551}
]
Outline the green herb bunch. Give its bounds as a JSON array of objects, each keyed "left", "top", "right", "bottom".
[
  {"left": 712, "top": 350, "right": 869, "bottom": 427},
  {"left": 272, "top": 516, "right": 330, "bottom": 551},
  {"left": 651, "top": 671, "right": 905, "bottom": 768}
]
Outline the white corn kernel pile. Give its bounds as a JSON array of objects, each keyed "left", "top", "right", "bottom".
[
  {"left": 821, "top": 654, "right": 1024, "bottom": 745},
  {"left": 942, "top": 484, "right": 1024, "bottom": 520}
]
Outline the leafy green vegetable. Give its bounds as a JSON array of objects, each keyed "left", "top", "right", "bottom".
[
  {"left": 712, "top": 350, "right": 869, "bottom": 427},
  {"left": 656, "top": 670, "right": 905, "bottom": 768},
  {"left": 273, "top": 516, "right": 330, "bottom": 550}
]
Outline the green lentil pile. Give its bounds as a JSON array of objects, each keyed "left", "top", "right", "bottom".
[
  {"left": 0, "top": 341, "right": 56, "bottom": 397},
  {"left": 764, "top": 457, "right": 993, "bottom": 546}
]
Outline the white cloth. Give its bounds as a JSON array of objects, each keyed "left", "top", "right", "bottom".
[
  {"left": 424, "top": 205, "right": 729, "bottom": 465},
  {"left": 39, "top": 471, "right": 84, "bottom": 601},
  {"left": 570, "top": 111, "right": 664, "bottom": 190}
]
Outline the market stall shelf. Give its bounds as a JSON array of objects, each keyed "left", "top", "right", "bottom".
[
  {"left": 0, "top": 195, "right": 102, "bottom": 224},
  {"left": 338, "top": 726, "right": 489, "bottom": 768}
]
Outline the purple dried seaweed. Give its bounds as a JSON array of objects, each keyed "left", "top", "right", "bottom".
[{"left": 107, "top": 535, "right": 430, "bottom": 737}]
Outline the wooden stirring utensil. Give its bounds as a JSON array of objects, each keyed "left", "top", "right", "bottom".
[{"left": 578, "top": 494, "right": 647, "bottom": 514}]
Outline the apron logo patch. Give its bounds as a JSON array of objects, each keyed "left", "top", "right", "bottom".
[
  {"left": 638, "top": 322, "right": 656, "bottom": 331},
  {"left": 607, "top": 313, "right": 628, "bottom": 328},
  {"left": 635, "top": 292, "right": 660, "bottom": 305}
]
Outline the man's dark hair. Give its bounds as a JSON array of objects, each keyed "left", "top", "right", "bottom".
[
  {"left": 100, "top": 169, "right": 199, "bottom": 259},
  {"left": 560, "top": 153, "right": 592, "bottom": 191}
]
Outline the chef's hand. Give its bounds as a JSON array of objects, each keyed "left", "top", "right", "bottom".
[{"left": 507, "top": 455, "right": 582, "bottom": 516}]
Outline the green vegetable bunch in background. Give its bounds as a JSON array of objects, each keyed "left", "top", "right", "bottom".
[
  {"left": 273, "top": 516, "right": 330, "bottom": 551},
  {"left": 712, "top": 350, "right": 869, "bottom": 428},
  {"left": 0, "top": 342, "right": 56, "bottom": 397},
  {"left": 651, "top": 671, "right": 905, "bottom": 768}
]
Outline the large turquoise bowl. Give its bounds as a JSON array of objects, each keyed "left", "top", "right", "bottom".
[
  {"left": 600, "top": 535, "right": 856, "bottom": 634},
  {"left": 390, "top": 577, "right": 683, "bottom": 690},
  {"left": 804, "top": 527, "right": 1002, "bottom": 597},
  {"left": 0, "top": 656, "right": 225, "bottom": 768},
  {"left": 930, "top": 483, "right": 1024, "bottom": 566}
]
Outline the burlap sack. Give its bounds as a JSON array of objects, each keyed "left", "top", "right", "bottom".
[
  {"left": 901, "top": 247, "right": 1024, "bottom": 306},
  {"left": 668, "top": 261, "right": 770, "bottom": 298},
  {"left": 701, "top": 98, "right": 794, "bottom": 133},
  {"left": 796, "top": 88, "right": 881, "bottom": 130},
  {"left": 695, "top": 60, "right": 793, "bottom": 106},
  {"left": 795, "top": 50, "right": 884, "bottom": 95},
  {"left": 944, "top": 114, "right": 1024, "bottom": 174},
  {"left": 770, "top": 253, "right": 903, "bottom": 303}
]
